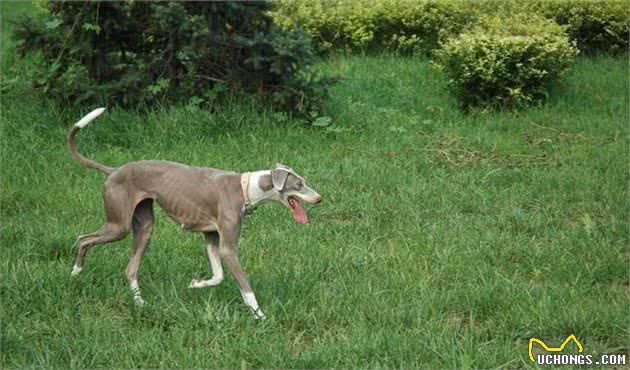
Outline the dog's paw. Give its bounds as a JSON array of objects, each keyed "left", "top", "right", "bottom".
[
  {"left": 189, "top": 278, "right": 211, "bottom": 288},
  {"left": 190, "top": 277, "right": 224, "bottom": 288},
  {"left": 71, "top": 265, "right": 83, "bottom": 277},
  {"left": 134, "top": 296, "right": 147, "bottom": 306},
  {"left": 253, "top": 308, "right": 266, "bottom": 320},
  {"left": 188, "top": 279, "right": 206, "bottom": 289}
]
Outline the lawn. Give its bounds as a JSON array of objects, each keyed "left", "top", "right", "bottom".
[{"left": 1, "top": 2, "right": 628, "bottom": 368}]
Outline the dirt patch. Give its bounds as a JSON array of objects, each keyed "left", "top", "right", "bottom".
[{"left": 425, "top": 134, "right": 560, "bottom": 168}]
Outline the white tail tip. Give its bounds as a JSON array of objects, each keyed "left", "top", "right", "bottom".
[{"left": 75, "top": 107, "right": 106, "bottom": 128}]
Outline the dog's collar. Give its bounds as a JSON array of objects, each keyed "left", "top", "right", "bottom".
[{"left": 240, "top": 172, "right": 252, "bottom": 215}]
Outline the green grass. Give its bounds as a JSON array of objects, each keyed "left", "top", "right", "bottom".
[{"left": 1, "top": 2, "right": 628, "bottom": 368}]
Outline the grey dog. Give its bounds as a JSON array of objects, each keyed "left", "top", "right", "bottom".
[{"left": 67, "top": 108, "right": 322, "bottom": 318}]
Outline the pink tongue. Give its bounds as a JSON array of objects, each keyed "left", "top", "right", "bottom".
[{"left": 289, "top": 198, "right": 309, "bottom": 224}]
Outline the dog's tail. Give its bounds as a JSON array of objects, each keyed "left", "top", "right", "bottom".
[{"left": 67, "top": 108, "right": 116, "bottom": 175}]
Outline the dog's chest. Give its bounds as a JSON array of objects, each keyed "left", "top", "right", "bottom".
[{"left": 158, "top": 195, "right": 218, "bottom": 232}]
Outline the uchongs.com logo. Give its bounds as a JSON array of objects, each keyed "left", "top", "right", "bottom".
[{"left": 528, "top": 335, "right": 627, "bottom": 366}]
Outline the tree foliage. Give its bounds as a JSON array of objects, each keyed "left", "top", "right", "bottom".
[{"left": 14, "top": 1, "right": 332, "bottom": 116}]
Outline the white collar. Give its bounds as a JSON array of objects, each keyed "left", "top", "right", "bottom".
[
  {"left": 240, "top": 170, "right": 273, "bottom": 214},
  {"left": 240, "top": 172, "right": 252, "bottom": 214}
]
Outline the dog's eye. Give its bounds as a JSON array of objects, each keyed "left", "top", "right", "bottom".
[{"left": 296, "top": 180, "right": 303, "bottom": 188}]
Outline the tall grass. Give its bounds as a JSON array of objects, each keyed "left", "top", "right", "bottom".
[{"left": 1, "top": 2, "right": 628, "bottom": 368}]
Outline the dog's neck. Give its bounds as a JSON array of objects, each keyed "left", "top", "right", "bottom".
[{"left": 241, "top": 170, "right": 276, "bottom": 213}]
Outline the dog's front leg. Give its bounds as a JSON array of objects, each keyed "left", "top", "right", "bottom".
[
  {"left": 219, "top": 229, "right": 265, "bottom": 319},
  {"left": 222, "top": 246, "right": 265, "bottom": 319},
  {"left": 190, "top": 232, "right": 224, "bottom": 288}
]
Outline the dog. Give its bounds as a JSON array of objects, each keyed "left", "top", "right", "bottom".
[{"left": 67, "top": 108, "right": 322, "bottom": 318}]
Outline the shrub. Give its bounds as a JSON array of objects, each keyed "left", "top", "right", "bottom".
[
  {"left": 13, "top": 1, "right": 332, "bottom": 116},
  {"left": 271, "top": 0, "right": 479, "bottom": 55},
  {"left": 272, "top": 0, "right": 628, "bottom": 56},
  {"left": 523, "top": 0, "right": 629, "bottom": 55},
  {"left": 433, "top": 14, "right": 578, "bottom": 110}
]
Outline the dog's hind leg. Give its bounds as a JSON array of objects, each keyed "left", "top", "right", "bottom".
[
  {"left": 71, "top": 184, "right": 133, "bottom": 276},
  {"left": 126, "top": 199, "right": 154, "bottom": 306},
  {"left": 190, "top": 232, "right": 224, "bottom": 288},
  {"left": 71, "top": 224, "right": 130, "bottom": 276}
]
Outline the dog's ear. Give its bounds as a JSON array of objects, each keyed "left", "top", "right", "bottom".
[
  {"left": 271, "top": 169, "right": 289, "bottom": 190},
  {"left": 276, "top": 162, "right": 294, "bottom": 173}
]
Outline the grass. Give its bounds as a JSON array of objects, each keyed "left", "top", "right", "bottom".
[{"left": 1, "top": 2, "right": 628, "bottom": 368}]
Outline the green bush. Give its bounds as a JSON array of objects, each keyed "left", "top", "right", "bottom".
[
  {"left": 271, "top": 0, "right": 479, "bottom": 54},
  {"left": 523, "top": 0, "right": 629, "bottom": 55},
  {"left": 433, "top": 14, "right": 578, "bottom": 110},
  {"left": 272, "top": 0, "right": 628, "bottom": 56},
  {"left": 13, "top": 1, "right": 332, "bottom": 116}
]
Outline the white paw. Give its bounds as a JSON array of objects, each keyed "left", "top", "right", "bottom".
[
  {"left": 134, "top": 296, "right": 147, "bottom": 306},
  {"left": 189, "top": 278, "right": 208, "bottom": 289},
  {"left": 189, "top": 277, "right": 223, "bottom": 288},
  {"left": 253, "top": 308, "right": 266, "bottom": 320},
  {"left": 71, "top": 265, "right": 83, "bottom": 277}
]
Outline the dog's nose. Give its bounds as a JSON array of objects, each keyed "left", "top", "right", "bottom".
[{"left": 314, "top": 196, "right": 322, "bottom": 204}]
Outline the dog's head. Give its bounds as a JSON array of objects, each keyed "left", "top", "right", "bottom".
[{"left": 267, "top": 163, "right": 321, "bottom": 224}]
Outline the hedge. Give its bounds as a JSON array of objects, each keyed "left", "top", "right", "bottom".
[
  {"left": 522, "top": 0, "right": 629, "bottom": 55},
  {"left": 272, "top": 0, "right": 629, "bottom": 55},
  {"left": 271, "top": 0, "right": 479, "bottom": 54}
]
